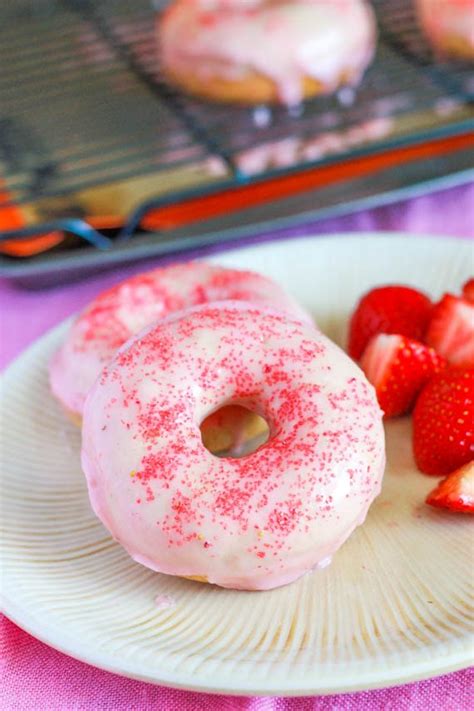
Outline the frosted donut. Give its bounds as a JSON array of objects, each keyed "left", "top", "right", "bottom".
[
  {"left": 49, "top": 262, "right": 311, "bottom": 421},
  {"left": 417, "top": 0, "right": 474, "bottom": 61},
  {"left": 81, "top": 302, "right": 385, "bottom": 591},
  {"left": 158, "top": 0, "right": 377, "bottom": 105}
]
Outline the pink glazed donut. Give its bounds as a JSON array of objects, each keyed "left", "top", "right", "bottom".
[
  {"left": 417, "top": 0, "right": 474, "bottom": 61},
  {"left": 49, "top": 262, "right": 311, "bottom": 421},
  {"left": 159, "top": 0, "right": 377, "bottom": 105},
  {"left": 81, "top": 302, "right": 385, "bottom": 590}
]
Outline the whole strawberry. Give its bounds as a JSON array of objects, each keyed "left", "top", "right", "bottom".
[
  {"left": 360, "top": 334, "right": 445, "bottom": 417},
  {"left": 413, "top": 368, "right": 474, "bottom": 475},
  {"left": 348, "top": 286, "right": 432, "bottom": 360},
  {"left": 462, "top": 278, "right": 474, "bottom": 303}
]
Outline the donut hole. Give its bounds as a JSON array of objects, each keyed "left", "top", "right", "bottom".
[{"left": 200, "top": 404, "right": 270, "bottom": 458}]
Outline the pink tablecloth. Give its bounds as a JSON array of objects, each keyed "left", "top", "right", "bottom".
[{"left": 1, "top": 184, "right": 474, "bottom": 710}]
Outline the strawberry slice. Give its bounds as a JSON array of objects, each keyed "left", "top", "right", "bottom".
[
  {"left": 426, "top": 462, "right": 474, "bottom": 514},
  {"left": 348, "top": 285, "right": 432, "bottom": 360},
  {"left": 413, "top": 368, "right": 474, "bottom": 475},
  {"left": 425, "top": 294, "right": 474, "bottom": 368},
  {"left": 360, "top": 334, "right": 445, "bottom": 417},
  {"left": 462, "top": 278, "right": 474, "bottom": 303}
]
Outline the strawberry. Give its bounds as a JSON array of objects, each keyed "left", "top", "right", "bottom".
[
  {"left": 348, "top": 286, "right": 432, "bottom": 360},
  {"left": 413, "top": 368, "right": 474, "bottom": 475},
  {"left": 462, "top": 278, "right": 474, "bottom": 303},
  {"left": 425, "top": 294, "right": 474, "bottom": 368},
  {"left": 360, "top": 334, "right": 445, "bottom": 417},
  {"left": 426, "top": 462, "right": 474, "bottom": 514}
]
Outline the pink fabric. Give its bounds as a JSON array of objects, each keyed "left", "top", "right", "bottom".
[
  {"left": 1, "top": 615, "right": 473, "bottom": 709},
  {"left": 1, "top": 183, "right": 473, "bottom": 709}
]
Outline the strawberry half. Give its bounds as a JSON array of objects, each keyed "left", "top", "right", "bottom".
[
  {"left": 462, "top": 278, "right": 474, "bottom": 303},
  {"left": 360, "top": 334, "right": 445, "bottom": 418},
  {"left": 413, "top": 368, "right": 474, "bottom": 475},
  {"left": 348, "top": 285, "right": 432, "bottom": 360},
  {"left": 425, "top": 294, "right": 474, "bottom": 368},
  {"left": 426, "top": 462, "right": 474, "bottom": 514}
]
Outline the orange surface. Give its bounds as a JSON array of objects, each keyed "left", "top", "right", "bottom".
[{"left": 0, "top": 187, "right": 62, "bottom": 257}]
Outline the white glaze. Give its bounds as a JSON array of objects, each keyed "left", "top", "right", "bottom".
[
  {"left": 235, "top": 118, "right": 394, "bottom": 175},
  {"left": 159, "top": 0, "right": 377, "bottom": 105},
  {"left": 81, "top": 301, "right": 385, "bottom": 590},
  {"left": 49, "top": 262, "right": 311, "bottom": 418}
]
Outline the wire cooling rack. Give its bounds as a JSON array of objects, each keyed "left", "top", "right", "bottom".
[{"left": 0, "top": 0, "right": 473, "bottom": 283}]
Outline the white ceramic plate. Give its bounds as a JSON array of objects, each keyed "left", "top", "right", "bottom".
[{"left": 1, "top": 234, "right": 473, "bottom": 696}]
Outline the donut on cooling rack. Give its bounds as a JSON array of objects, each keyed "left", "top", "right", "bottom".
[
  {"left": 81, "top": 301, "right": 385, "bottom": 590},
  {"left": 158, "top": 0, "right": 377, "bottom": 106},
  {"left": 416, "top": 0, "right": 474, "bottom": 61},
  {"left": 49, "top": 261, "right": 311, "bottom": 422}
]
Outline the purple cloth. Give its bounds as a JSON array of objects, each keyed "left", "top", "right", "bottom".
[{"left": 1, "top": 184, "right": 473, "bottom": 710}]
